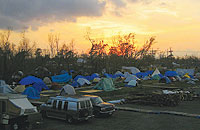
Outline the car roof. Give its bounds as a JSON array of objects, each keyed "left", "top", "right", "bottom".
[{"left": 50, "top": 95, "right": 90, "bottom": 102}]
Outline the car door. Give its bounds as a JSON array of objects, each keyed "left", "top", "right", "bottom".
[{"left": 46, "top": 100, "right": 58, "bottom": 118}]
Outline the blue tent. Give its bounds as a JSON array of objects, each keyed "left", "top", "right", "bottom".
[
  {"left": 85, "top": 76, "right": 92, "bottom": 81},
  {"left": 71, "top": 81, "right": 79, "bottom": 87},
  {"left": 51, "top": 73, "right": 72, "bottom": 83},
  {"left": 19, "top": 76, "right": 43, "bottom": 85},
  {"left": 159, "top": 76, "right": 171, "bottom": 84},
  {"left": 90, "top": 73, "right": 100, "bottom": 80},
  {"left": 146, "top": 70, "right": 153, "bottom": 75},
  {"left": 60, "top": 70, "right": 68, "bottom": 74},
  {"left": 136, "top": 72, "right": 148, "bottom": 79},
  {"left": 115, "top": 73, "right": 125, "bottom": 78},
  {"left": 164, "top": 71, "right": 178, "bottom": 77},
  {"left": 32, "top": 82, "right": 49, "bottom": 92},
  {"left": 74, "top": 75, "right": 86, "bottom": 81},
  {"left": 104, "top": 73, "right": 117, "bottom": 79},
  {"left": 22, "top": 87, "right": 40, "bottom": 99}
]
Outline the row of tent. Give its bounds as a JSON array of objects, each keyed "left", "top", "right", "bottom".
[{"left": 1, "top": 67, "right": 197, "bottom": 99}]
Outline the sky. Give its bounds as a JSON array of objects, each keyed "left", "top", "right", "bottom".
[{"left": 0, "top": 0, "right": 200, "bottom": 56}]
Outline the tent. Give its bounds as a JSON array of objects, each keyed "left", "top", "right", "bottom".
[
  {"left": 164, "top": 71, "right": 178, "bottom": 77},
  {"left": 32, "top": 82, "right": 49, "bottom": 92},
  {"left": 104, "top": 73, "right": 117, "bottom": 79},
  {"left": 22, "top": 87, "right": 40, "bottom": 99},
  {"left": 93, "top": 78, "right": 101, "bottom": 83},
  {"left": 19, "top": 76, "right": 43, "bottom": 85},
  {"left": 152, "top": 68, "right": 161, "bottom": 77},
  {"left": 122, "top": 67, "right": 140, "bottom": 74},
  {"left": 77, "top": 78, "right": 91, "bottom": 86},
  {"left": 126, "top": 80, "right": 137, "bottom": 87},
  {"left": 60, "top": 85, "right": 76, "bottom": 96},
  {"left": 51, "top": 73, "right": 72, "bottom": 83},
  {"left": 136, "top": 72, "right": 148, "bottom": 79},
  {"left": 176, "top": 68, "right": 194, "bottom": 76},
  {"left": 124, "top": 75, "right": 139, "bottom": 82},
  {"left": 74, "top": 75, "right": 86, "bottom": 81},
  {"left": 124, "top": 72, "right": 130, "bottom": 78},
  {"left": 0, "top": 80, "right": 6, "bottom": 86},
  {"left": 14, "top": 85, "right": 26, "bottom": 93},
  {"left": 93, "top": 78, "right": 116, "bottom": 91},
  {"left": 115, "top": 71, "right": 125, "bottom": 77},
  {"left": 152, "top": 75, "right": 161, "bottom": 80},
  {"left": 71, "top": 81, "right": 79, "bottom": 88},
  {"left": 0, "top": 85, "right": 16, "bottom": 94},
  {"left": 159, "top": 76, "right": 171, "bottom": 84},
  {"left": 43, "top": 77, "right": 52, "bottom": 84}
]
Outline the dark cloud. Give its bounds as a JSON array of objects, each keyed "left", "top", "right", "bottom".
[{"left": 0, "top": 0, "right": 106, "bottom": 30}]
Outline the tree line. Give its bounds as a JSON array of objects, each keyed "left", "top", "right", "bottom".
[{"left": 0, "top": 29, "right": 199, "bottom": 84}]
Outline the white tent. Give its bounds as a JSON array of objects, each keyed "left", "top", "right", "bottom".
[
  {"left": 0, "top": 80, "right": 6, "bottom": 86},
  {"left": 43, "top": 77, "right": 52, "bottom": 84},
  {"left": 115, "top": 71, "right": 124, "bottom": 75},
  {"left": 152, "top": 68, "right": 161, "bottom": 77},
  {"left": 77, "top": 78, "right": 91, "bottom": 86},
  {"left": 124, "top": 72, "right": 130, "bottom": 78},
  {"left": 127, "top": 80, "right": 137, "bottom": 87},
  {"left": 124, "top": 75, "right": 139, "bottom": 82},
  {"left": 0, "top": 85, "right": 16, "bottom": 94},
  {"left": 122, "top": 67, "right": 140, "bottom": 74},
  {"left": 60, "top": 85, "right": 76, "bottom": 96}
]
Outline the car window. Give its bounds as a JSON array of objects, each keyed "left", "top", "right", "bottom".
[
  {"left": 92, "top": 97, "right": 103, "bottom": 104},
  {"left": 63, "top": 101, "right": 68, "bottom": 110},
  {"left": 68, "top": 102, "right": 77, "bottom": 111},
  {"left": 85, "top": 100, "right": 91, "bottom": 108},
  {"left": 46, "top": 99, "right": 52, "bottom": 105},
  {"left": 80, "top": 101, "right": 86, "bottom": 109},
  {"left": 57, "top": 101, "right": 62, "bottom": 110},
  {"left": 52, "top": 100, "right": 57, "bottom": 109}
]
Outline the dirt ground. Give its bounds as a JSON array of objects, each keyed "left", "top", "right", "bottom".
[{"left": 34, "top": 100, "right": 200, "bottom": 130}]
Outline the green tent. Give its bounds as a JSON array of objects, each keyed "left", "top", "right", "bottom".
[
  {"left": 152, "top": 75, "right": 161, "bottom": 80},
  {"left": 93, "top": 78, "right": 116, "bottom": 91}
]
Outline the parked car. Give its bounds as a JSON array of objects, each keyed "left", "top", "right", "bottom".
[
  {"left": 40, "top": 95, "right": 94, "bottom": 123},
  {"left": 83, "top": 95, "right": 115, "bottom": 117},
  {"left": 0, "top": 94, "right": 40, "bottom": 130}
]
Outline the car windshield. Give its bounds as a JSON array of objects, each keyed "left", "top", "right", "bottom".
[{"left": 91, "top": 97, "right": 103, "bottom": 104}]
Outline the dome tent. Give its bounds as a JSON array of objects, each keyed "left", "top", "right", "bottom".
[
  {"left": 77, "top": 78, "right": 91, "bottom": 86},
  {"left": 0, "top": 80, "right": 16, "bottom": 94},
  {"left": 125, "top": 80, "right": 137, "bottom": 87},
  {"left": 152, "top": 68, "right": 161, "bottom": 77},
  {"left": 60, "top": 84, "right": 76, "bottom": 96},
  {"left": 93, "top": 78, "right": 116, "bottom": 91},
  {"left": 22, "top": 87, "right": 40, "bottom": 99}
]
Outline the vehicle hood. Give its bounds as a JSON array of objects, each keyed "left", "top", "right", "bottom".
[{"left": 96, "top": 102, "right": 114, "bottom": 107}]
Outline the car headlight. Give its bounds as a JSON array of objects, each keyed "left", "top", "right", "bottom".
[{"left": 101, "top": 108, "right": 106, "bottom": 111}]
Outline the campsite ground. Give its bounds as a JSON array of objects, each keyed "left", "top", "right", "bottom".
[
  {"left": 33, "top": 80, "right": 200, "bottom": 130},
  {"left": 35, "top": 100, "right": 200, "bottom": 130}
]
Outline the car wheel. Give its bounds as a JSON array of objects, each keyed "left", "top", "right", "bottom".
[{"left": 11, "top": 123, "right": 19, "bottom": 130}]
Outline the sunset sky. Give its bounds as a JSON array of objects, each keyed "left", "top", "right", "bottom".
[{"left": 0, "top": 0, "right": 200, "bottom": 56}]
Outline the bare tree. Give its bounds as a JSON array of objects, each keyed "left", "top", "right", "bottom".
[{"left": 48, "top": 33, "right": 55, "bottom": 57}]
